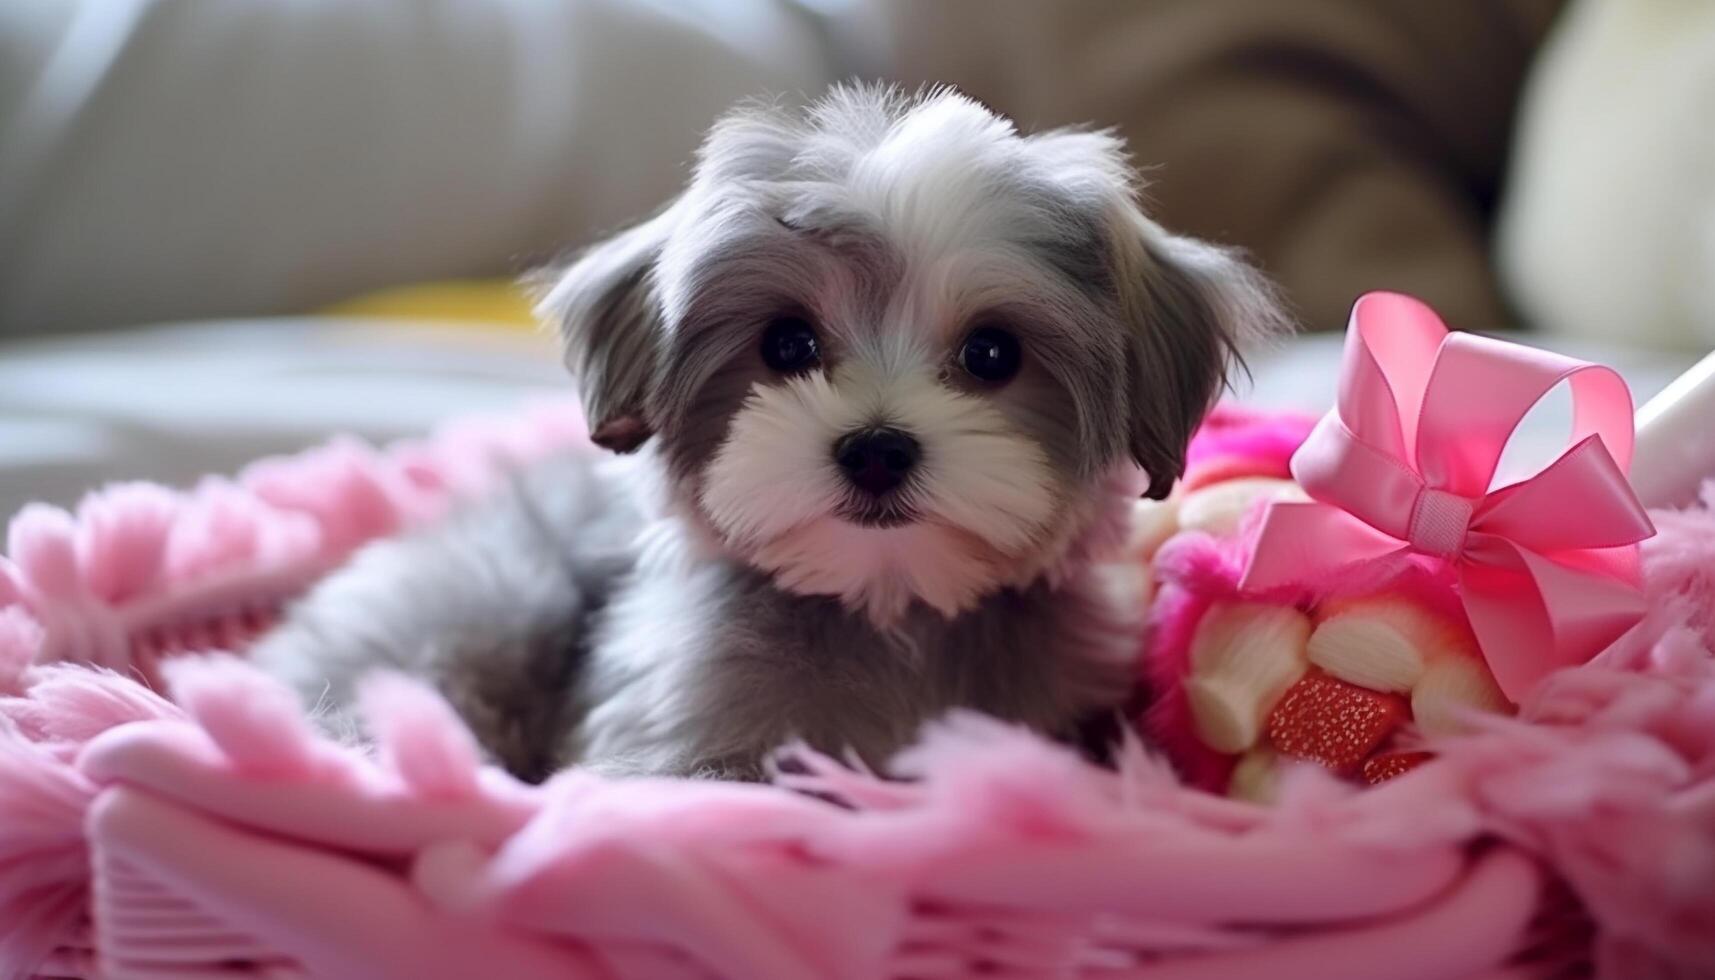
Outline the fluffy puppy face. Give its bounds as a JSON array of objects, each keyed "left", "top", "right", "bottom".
[{"left": 538, "top": 86, "right": 1286, "bottom": 623}]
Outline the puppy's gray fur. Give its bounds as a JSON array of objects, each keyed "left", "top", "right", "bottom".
[{"left": 252, "top": 85, "right": 1288, "bottom": 781}]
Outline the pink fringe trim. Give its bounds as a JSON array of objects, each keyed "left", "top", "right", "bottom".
[{"left": 1, "top": 402, "right": 1712, "bottom": 980}]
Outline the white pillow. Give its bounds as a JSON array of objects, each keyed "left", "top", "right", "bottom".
[{"left": 1496, "top": 0, "right": 1715, "bottom": 351}]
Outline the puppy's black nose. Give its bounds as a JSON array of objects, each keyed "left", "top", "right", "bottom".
[{"left": 834, "top": 428, "right": 920, "bottom": 496}]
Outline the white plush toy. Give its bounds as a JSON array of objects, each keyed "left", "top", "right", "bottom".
[{"left": 1497, "top": 0, "right": 1715, "bottom": 351}]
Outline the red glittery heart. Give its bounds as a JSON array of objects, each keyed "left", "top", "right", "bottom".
[{"left": 1266, "top": 670, "right": 1409, "bottom": 776}]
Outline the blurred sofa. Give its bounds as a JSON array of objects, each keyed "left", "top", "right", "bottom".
[
  {"left": 837, "top": 0, "right": 1565, "bottom": 333},
  {"left": 1, "top": 0, "right": 1571, "bottom": 338},
  {"left": 0, "top": 0, "right": 832, "bottom": 337},
  {"left": 0, "top": 0, "right": 1703, "bottom": 514}
]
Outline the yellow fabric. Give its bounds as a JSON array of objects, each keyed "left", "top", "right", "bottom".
[{"left": 318, "top": 279, "right": 538, "bottom": 330}]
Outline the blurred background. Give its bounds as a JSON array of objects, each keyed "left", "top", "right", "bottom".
[{"left": 1, "top": 0, "right": 1711, "bottom": 511}]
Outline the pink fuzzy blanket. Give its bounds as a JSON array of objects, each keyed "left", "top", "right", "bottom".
[{"left": 2, "top": 400, "right": 1713, "bottom": 980}]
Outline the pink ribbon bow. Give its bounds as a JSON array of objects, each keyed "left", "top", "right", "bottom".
[{"left": 1240, "top": 292, "right": 1654, "bottom": 702}]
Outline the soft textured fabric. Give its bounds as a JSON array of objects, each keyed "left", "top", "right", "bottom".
[{"left": 1, "top": 401, "right": 1713, "bottom": 979}]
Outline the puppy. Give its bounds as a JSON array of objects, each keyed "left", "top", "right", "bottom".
[{"left": 252, "top": 85, "right": 1287, "bottom": 781}]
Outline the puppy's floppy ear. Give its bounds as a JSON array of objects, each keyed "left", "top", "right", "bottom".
[
  {"left": 530, "top": 205, "right": 678, "bottom": 453},
  {"left": 1116, "top": 219, "right": 1291, "bottom": 499}
]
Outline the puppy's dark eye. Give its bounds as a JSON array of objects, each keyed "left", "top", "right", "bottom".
[
  {"left": 761, "top": 316, "right": 821, "bottom": 373},
  {"left": 960, "top": 326, "right": 1022, "bottom": 384}
]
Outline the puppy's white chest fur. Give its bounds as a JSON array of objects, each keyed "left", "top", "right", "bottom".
[{"left": 570, "top": 509, "right": 1141, "bottom": 779}]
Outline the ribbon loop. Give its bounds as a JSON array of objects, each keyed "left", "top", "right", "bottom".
[{"left": 1240, "top": 292, "right": 1654, "bottom": 702}]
